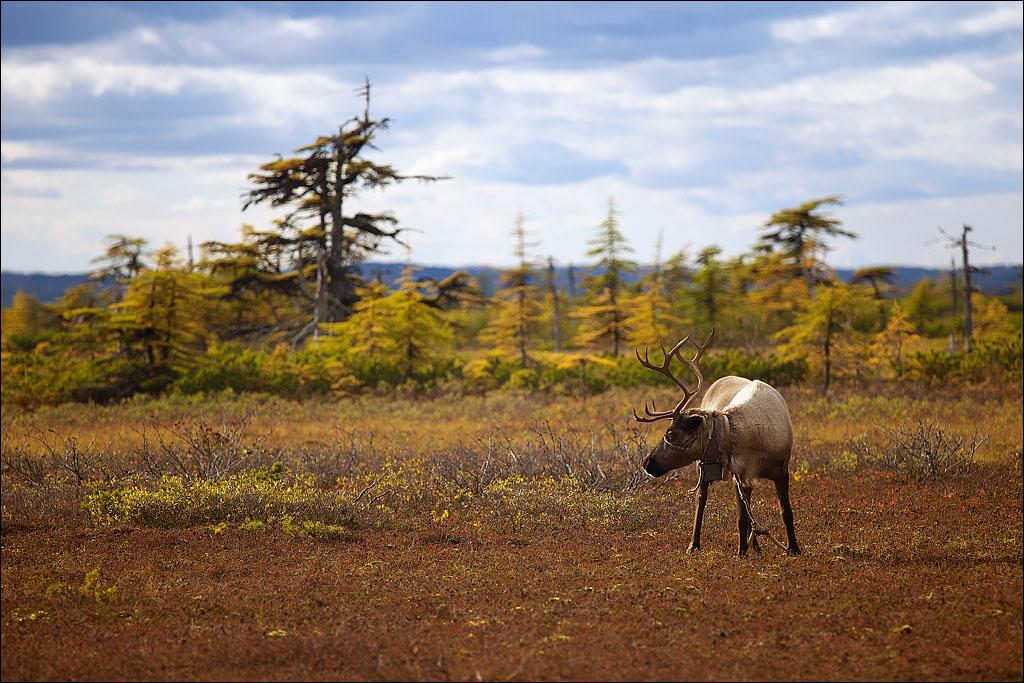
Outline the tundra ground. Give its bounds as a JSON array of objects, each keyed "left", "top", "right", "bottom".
[{"left": 2, "top": 385, "right": 1022, "bottom": 681}]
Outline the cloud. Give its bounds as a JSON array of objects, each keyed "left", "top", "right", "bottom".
[
  {"left": 769, "top": 1, "right": 1023, "bottom": 45},
  {"left": 1, "top": 2, "right": 1021, "bottom": 272},
  {"left": 482, "top": 44, "right": 547, "bottom": 62}
]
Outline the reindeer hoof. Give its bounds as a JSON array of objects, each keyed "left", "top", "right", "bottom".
[
  {"left": 788, "top": 545, "right": 801, "bottom": 555},
  {"left": 686, "top": 544, "right": 701, "bottom": 555}
]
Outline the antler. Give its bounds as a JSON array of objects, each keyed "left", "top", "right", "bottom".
[{"left": 631, "top": 329, "right": 716, "bottom": 423}]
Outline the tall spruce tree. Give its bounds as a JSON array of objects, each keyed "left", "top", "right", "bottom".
[
  {"left": 573, "top": 197, "right": 636, "bottom": 356},
  {"left": 481, "top": 211, "right": 541, "bottom": 367}
]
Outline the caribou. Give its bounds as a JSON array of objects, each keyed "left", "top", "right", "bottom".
[{"left": 632, "top": 329, "right": 800, "bottom": 557}]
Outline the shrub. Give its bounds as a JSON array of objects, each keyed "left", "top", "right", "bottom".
[
  {"left": 83, "top": 468, "right": 368, "bottom": 529},
  {"left": 858, "top": 421, "right": 988, "bottom": 480},
  {"left": 172, "top": 343, "right": 276, "bottom": 395}
]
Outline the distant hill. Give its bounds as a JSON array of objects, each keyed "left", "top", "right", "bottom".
[
  {"left": 359, "top": 263, "right": 1024, "bottom": 298},
  {"left": 3, "top": 263, "right": 1021, "bottom": 308},
  {"left": 2, "top": 272, "right": 94, "bottom": 307}
]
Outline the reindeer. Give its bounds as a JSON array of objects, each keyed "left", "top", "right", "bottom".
[{"left": 632, "top": 329, "right": 800, "bottom": 557}]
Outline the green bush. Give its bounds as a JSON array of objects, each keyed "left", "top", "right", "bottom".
[
  {"left": 908, "top": 335, "right": 1022, "bottom": 383},
  {"left": 171, "top": 343, "right": 303, "bottom": 396},
  {"left": 1, "top": 349, "right": 151, "bottom": 408}
]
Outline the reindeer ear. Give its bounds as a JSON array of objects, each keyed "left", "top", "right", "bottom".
[{"left": 682, "top": 414, "right": 704, "bottom": 431}]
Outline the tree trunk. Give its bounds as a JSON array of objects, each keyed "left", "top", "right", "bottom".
[
  {"left": 949, "top": 256, "right": 959, "bottom": 317},
  {"left": 517, "top": 286, "right": 528, "bottom": 368},
  {"left": 325, "top": 128, "right": 356, "bottom": 323},
  {"left": 546, "top": 257, "right": 562, "bottom": 352},
  {"left": 609, "top": 283, "right": 621, "bottom": 357},
  {"left": 961, "top": 225, "right": 974, "bottom": 353},
  {"left": 823, "top": 305, "right": 833, "bottom": 394}
]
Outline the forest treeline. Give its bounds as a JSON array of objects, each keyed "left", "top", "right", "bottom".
[{"left": 2, "top": 92, "right": 1021, "bottom": 408}]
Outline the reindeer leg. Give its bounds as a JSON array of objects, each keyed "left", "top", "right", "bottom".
[
  {"left": 774, "top": 472, "right": 800, "bottom": 555},
  {"left": 736, "top": 484, "right": 761, "bottom": 556},
  {"left": 735, "top": 485, "right": 750, "bottom": 556},
  {"left": 687, "top": 481, "right": 710, "bottom": 554}
]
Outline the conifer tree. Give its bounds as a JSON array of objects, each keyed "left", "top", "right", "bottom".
[
  {"left": 111, "top": 245, "right": 223, "bottom": 372},
  {"left": 320, "top": 266, "right": 455, "bottom": 383},
  {"left": 573, "top": 197, "right": 636, "bottom": 356},
  {"left": 625, "top": 230, "right": 684, "bottom": 348},
  {"left": 239, "top": 80, "right": 447, "bottom": 340},
  {"left": 1, "top": 291, "right": 61, "bottom": 351},
  {"left": 903, "top": 277, "right": 945, "bottom": 335},
  {"left": 746, "top": 250, "right": 811, "bottom": 338},
  {"left": 775, "top": 281, "right": 871, "bottom": 393},
  {"left": 201, "top": 222, "right": 314, "bottom": 342},
  {"left": 755, "top": 195, "right": 857, "bottom": 292},
  {"left": 690, "top": 246, "right": 727, "bottom": 331},
  {"left": 869, "top": 301, "right": 919, "bottom": 380},
  {"left": 90, "top": 234, "right": 148, "bottom": 301},
  {"left": 480, "top": 212, "right": 541, "bottom": 367},
  {"left": 543, "top": 256, "right": 564, "bottom": 352}
]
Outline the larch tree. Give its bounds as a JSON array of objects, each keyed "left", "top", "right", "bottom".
[
  {"left": 0, "top": 291, "right": 61, "bottom": 351},
  {"left": 90, "top": 234, "right": 149, "bottom": 302},
  {"left": 625, "top": 229, "right": 684, "bottom": 348},
  {"left": 111, "top": 245, "right": 223, "bottom": 373},
  {"left": 572, "top": 197, "right": 636, "bottom": 356},
  {"left": 201, "top": 222, "right": 314, "bottom": 342},
  {"left": 690, "top": 245, "right": 728, "bottom": 331},
  {"left": 868, "top": 301, "right": 919, "bottom": 380},
  {"left": 755, "top": 195, "right": 857, "bottom": 293},
  {"left": 543, "top": 256, "right": 564, "bottom": 352},
  {"left": 774, "top": 280, "right": 872, "bottom": 393},
  {"left": 238, "top": 80, "right": 448, "bottom": 342},
  {"left": 853, "top": 265, "right": 896, "bottom": 330},
  {"left": 903, "top": 277, "right": 946, "bottom": 335},
  {"left": 320, "top": 266, "right": 456, "bottom": 383},
  {"left": 746, "top": 250, "right": 812, "bottom": 338},
  {"left": 481, "top": 211, "right": 542, "bottom": 367}
]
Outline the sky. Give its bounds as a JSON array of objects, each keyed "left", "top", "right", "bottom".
[{"left": 1, "top": 1, "right": 1022, "bottom": 273}]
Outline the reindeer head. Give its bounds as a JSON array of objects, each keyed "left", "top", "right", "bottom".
[{"left": 632, "top": 330, "right": 715, "bottom": 477}]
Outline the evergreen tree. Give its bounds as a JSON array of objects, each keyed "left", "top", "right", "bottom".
[
  {"left": 625, "top": 230, "right": 684, "bottom": 348},
  {"left": 480, "top": 212, "right": 541, "bottom": 367},
  {"left": 320, "top": 266, "right": 456, "bottom": 383},
  {"left": 573, "top": 197, "right": 636, "bottom": 356},
  {"left": 775, "top": 281, "right": 871, "bottom": 393},
  {"left": 869, "top": 301, "right": 920, "bottom": 380},
  {"left": 240, "top": 80, "right": 447, "bottom": 340},
  {"left": 755, "top": 195, "right": 857, "bottom": 292}
]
